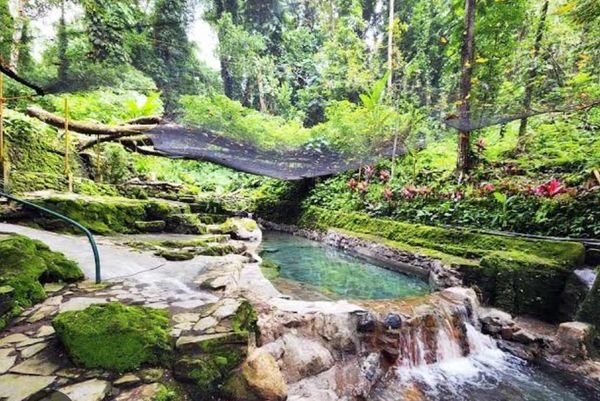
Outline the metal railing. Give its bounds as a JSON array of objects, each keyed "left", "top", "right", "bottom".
[{"left": 0, "top": 191, "right": 101, "bottom": 283}]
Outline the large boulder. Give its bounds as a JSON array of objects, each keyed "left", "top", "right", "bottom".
[
  {"left": 222, "top": 349, "right": 288, "bottom": 401},
  {"left": 555, "top": 321, "right": 596, "bottom": 361},
  {"left": 278, "top": 334, "right": 334, "bottom": 383},
  {"left": 217, "top": 218, "right": 261, "bottom": 241},
  {"left": 52, "top": 302, "right": 171, "bottom": 372}
]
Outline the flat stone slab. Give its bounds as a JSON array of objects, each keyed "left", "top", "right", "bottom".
[
  {"left": 115, "top": 383, "right": 161, "bottom": 401},
  {"left": 0, "top": 349, "right": 16, "bottom": 374},
  {"left": 44, "top": 283, "right": 65, "bottom": 293},
  {"left": 59, "top": 378, "right": 111, "bottom": 401},
  {"left": 194, "top": 316, "right": 219, "bottom": 332},
  {"left": 0, "top": 374, "right": 55, "bottom": 401},
  {"left": 20, "top": 342, "right": 49, "bottom": 359},
  {"left": 59, "top": 297, "right": 108, "bottom": 313},
  {"left": 35, "top": 325, "right": 56, "bottom": 338},
  {"left": 113, "top": 373, "right": 141, "bottom": 387},
  {"left": 0, "top": 333, "right": 28, "bottom": 347},
  {"left": 10, "top": 349, "right": 63, "bottom": 376},
  {"left": 212, "top": 299, "right": 242, "bottom": 319}
]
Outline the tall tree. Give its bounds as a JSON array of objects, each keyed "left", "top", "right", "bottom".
[
  {"left": 9, "top": 0, "right": 26, "bottom": 71},
  {"left": 517, "top": 0, "right": 548, "bottom": 150},
  {"left": 0, "top": 0, "right": 13, "bottom": 63},
  {"left": 57, "top": 0, "right": 69, "bottom": 83},
  {"left": 456, "top": 0, "right": 475, "bottom": 176}
]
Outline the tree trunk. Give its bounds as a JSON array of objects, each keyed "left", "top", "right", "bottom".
[
  {"left": 456, "top": 0, "right": 475, "bottom": 176},
  {"left": 9, "top": 0, "right": 25, "bottom": 72},
  {"left": 517, "top": 0, "right": 548, "bottom": 151},
  {"left": 387, "top": 0, "right": 395, "bottom": 88},
  {"left": 57, "top": 0, "right": 69, "bottom": 83}
]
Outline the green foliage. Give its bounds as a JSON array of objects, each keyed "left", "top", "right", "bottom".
[
  {"left": 0, "top": 235, "right": 83, "bottom": 330},
  {"left": 0, "top": 0, "right": 13, "bottom": 62},
  {"left": 53, "top": 302, "right": 172, "bottom": 372},
  {"left": 47, "top": 90, "right": 163, "bottom": 125},
  {"left": 97, "top": 144, "right": 133, "bottom": 185}
]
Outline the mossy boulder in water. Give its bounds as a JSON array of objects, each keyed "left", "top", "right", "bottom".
[
  {"left": 53, "top": 302, "right": 172, "bottom": 372},
  {"left": 217, "top": 218, "right": 260, "bottom": 241},
  {"left": 0, "top": 234, "right": 83, "bottom": 329}
]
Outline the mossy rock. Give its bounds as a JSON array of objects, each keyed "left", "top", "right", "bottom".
[
  {"left": 53, "top": 302, "right": 172, "bottom": 372},
  {"left": 461, "top": 251, "right": 572, "bottom": 321},
  {"left": 216, "top": 218, "right": 259, "bottom": 240},
  {"left": 0, "top": 235, "right": 83, "bottom": 330},
  {"left": 157, "top": 249, "right": 196, "bottom": 261},
  {"left": 174, "top": 332, "right": 249, "bottom": 397},
  {"left": 577, "top": 267, "right": 600, "bottom": 334},
  {"left": 28, "top": 195, "right": 190, "bottom": 235},
  {"left": 166, "top": 214, "right": 207, "bottom": 234},
  {"left": 260, "top": 260, "right": 281, "bottom": 280},
  {"left": 134, "top": 220, "right": 167, "bottom": 233}
]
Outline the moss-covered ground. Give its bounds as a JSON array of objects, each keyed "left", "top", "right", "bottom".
[
  {"left": 0, "top": 234, "right": 83, "bottom": 330},
  {"left": 53, "top": 302, "right": 172, "bottom": 372}
]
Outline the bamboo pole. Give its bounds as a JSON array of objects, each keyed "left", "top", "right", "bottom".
[
  {"left": 64, "top": 97, "right": 73, "bottom": 192},
  {"left": 0, "top": 71, "right": 7, "bottom": 191},
  {"left": 95, "top": 134, "right": 101, "bottom": 182}
]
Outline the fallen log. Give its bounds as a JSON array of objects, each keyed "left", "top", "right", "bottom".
[{"left": 26, "top": 106, "right": 157, "bottom": 136}]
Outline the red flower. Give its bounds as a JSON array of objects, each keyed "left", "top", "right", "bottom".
[
  {"left": 383, "top": 187, "right": 394, "bottom": 201},
  {"left": 364, "top": 165, "right": 375, "bottom": 179},
  {"left": 400, "top": 185, "right": 417, "bottom": 199},
  {"left": 481, "top": 183, "right": 495, "bottom": 192},
  {"left": 534, "top": 178, "right": 565, "bottom": 197},
  {"left": 357, "top": 181, "right": 369, "bottom": 193},
  {"left": 545, "top": 178, "right": 564, "bottom": 197},
  {"left": 379, "top": 170, "right": 391, "bottom": 183},
  {"left": 348, "top": 178, "right": 358, "bottom": 191},
  {"left": 451, "top": 190, "right": 463, "bottom": 201}
]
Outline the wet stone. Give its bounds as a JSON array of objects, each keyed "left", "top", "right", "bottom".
[
  {"left": 35, "top": 325, "right": 56, "bottom": 338},
  {"left": 114, "top": 383, "right": 162, "bottom": 401},
  {"left": 44, "top": 283, "right": 65, "bottom": 293},
  {"left": 0, "top": 348, "right": 16, "bottom": 374},
  {"left": 0, "top": 333, "right": 29, "bottom": 347},
  {"left": 138, "top": 368, "right": 164, "bottom": 383},
  {"left": 0, "top": 374, "right": 56, "bottom": 401},
  {"left": 20, "top": 341, "right": 49, "bottom": 358},
  {"left": 383, "top": 313, "right": 402, "bottom": 330},
  {"left": 113, "top": 373, "right": 141, "bottom": 387},
  {"left": 357, "top": 312, "right": 376, "bottom": 333},
  {"left": 10, "top": 349, "right": 64, "bottom": 375},
  {"left": 194, "top": 316, "right": 219, "bottom": 332},
  {"left": 59, "top": 378, "right": 111, "bottom": 401},
  {"left": 59, "top": 297, "right": 108, "bottom": 313},
  {"left": 27, "top": 305, "right": 57, "bottom": 323}
]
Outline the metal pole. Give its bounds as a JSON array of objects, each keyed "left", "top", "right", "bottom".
[
  {"left": 0, "top": 191, "right": 102, "bottom": 283},
  {"left": 64, "top": 97, "right": 72, "bottom": 192}
]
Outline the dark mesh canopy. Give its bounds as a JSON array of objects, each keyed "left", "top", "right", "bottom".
[{"left": 148, "top": 124, "right": 402, "bottom": 180}]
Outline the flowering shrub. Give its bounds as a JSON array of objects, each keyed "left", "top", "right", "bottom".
[
  {"left": 534, "top": 178, "right": 566, "bottom": 198},
  {"left": 379, "top": 169, "right": 390, "bottom": 182}
]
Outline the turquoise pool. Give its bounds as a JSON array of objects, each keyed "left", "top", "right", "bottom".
[{"left": 261, "top": 231, "right": 430, "bottom": 300}]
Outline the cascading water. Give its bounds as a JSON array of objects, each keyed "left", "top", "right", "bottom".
[{"left": 368, "top": 299, "right": 596, "bottom": 401}]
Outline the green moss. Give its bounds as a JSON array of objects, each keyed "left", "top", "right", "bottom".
[
  {"left": 166, "top": 214, "right": 207, "bottom": 235},
  {"left": 462, "top": 251, "right": 571, "bottom": 320},
  {"left": 134, "top": 220, "right": 167, "bottom": 233},
  {"left": 174, "top": 333, "right": 248, "bottom": 396},
  {"left": 300, "top": 207, "right": 584, "bottom": 268},
  {"left": 156, "top": 249, "right": 196, "bottom": 261},
  {"left": 218, "top": 218, "right": 258, "bottom": 235},
  {"left": 52, "top": 302, "right": 172, "bottom": 372},
  {"left": 231, "top": 301, "right": 258, "bottom": 334},
  {"left": 29, "top": 195, "right": 190, "bottom": 235},
  {"left": 330, "top": 228, "right": 478, "bottom": 268},
  {"left": 154, "top": 382, "right": 188, "bottom": 401},
  {"left": 3, "top": 109, "right": 82, "bottom": 194},
  {"left": 0, "top": 235, "right": 83, "bottom": 329},
  {"left": 260, "top": 259, "right": 282, "bottom": 280}
]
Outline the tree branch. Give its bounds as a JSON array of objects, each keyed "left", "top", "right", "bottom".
[
  {"left": 26, "top": 106, "right": 157, "bottom": 136},
  {"left": 0, "top": 63, "right": 45, "bottom": 96}
]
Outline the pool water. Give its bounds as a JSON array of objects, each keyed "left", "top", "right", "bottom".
[{"left": 261, "top": 231, "right": 430, "bottom": 300}]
